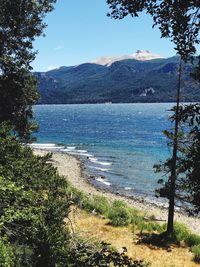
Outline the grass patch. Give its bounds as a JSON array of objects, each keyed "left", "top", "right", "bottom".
[
  {"left": 185, "top": 234, "right": 200, "bottom": 247},
  {"left": 191, "top": 245, "right": 200, "bottom": 262},
  {"left": 68, "top": 184, "right": 200, "bottom": 262},
  {"left": 69, "top": 186, "right": 111, "bottom": 215},
  {"left": 70, "top": 185, "right": 165, "bottom": 233},
  {"left": 173, "top": 223, "right": 191, "bottom": 243}
]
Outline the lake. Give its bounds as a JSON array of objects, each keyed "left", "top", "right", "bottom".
[{"left": 33, "top": 103, "right": 174, "bottom": 205}]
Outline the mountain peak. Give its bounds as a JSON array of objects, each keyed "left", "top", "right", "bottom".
[{"left": 91, "top": 50, "right": 164, "bottom": 66}]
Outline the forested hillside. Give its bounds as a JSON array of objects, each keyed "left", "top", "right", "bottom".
[{"left": 35, "top": 56, "right": 200, "bottom": 104}]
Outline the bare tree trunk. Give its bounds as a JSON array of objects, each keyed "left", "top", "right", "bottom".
[{"left": 167, "top": 61, "right": 182, "bottom": 234}]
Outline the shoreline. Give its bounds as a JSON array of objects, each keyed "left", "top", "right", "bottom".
[{"left": 34, "top": 148, "right": 200, "bottom": 235}]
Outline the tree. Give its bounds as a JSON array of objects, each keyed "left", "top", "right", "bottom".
[
  {"left": 0, "top": 130, "right": 72, "bottom": 266},
  {"left": 0, "top": 0, "right": 56, "bottom": 140},
  {"left": 107, "top": 0, "right": 200, "bottom": 234},
  {"left": 156, "top": 103, "right": 200, "bottom": 215},
  {"left": 106, "top": 0, "right": 200, "bottom": 60},
  {"left": 177, "top": 104, "right": 200, "bottom": 214}
]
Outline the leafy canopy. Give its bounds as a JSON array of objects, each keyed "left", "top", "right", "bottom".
[
  {"left": 0, "top": 0, "right": 56, "bottom": 140},
  {"left": 107, "top": 0, "right": 200, "bottom": 60}
]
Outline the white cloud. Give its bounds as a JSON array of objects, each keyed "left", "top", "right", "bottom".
[
  {"left": 46, "top": 65, "right": 60, "bottom": 71},
  {"left": 54, "top": 45, "right": 64, "bottom": 51}
]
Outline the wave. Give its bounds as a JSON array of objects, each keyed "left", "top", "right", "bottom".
[
  {"left": 60, "top": 148, "right": 73, "bottom": 152},
  {"left": 66, "top": 146, "right": 76, "bottom": 150},
  {"left": 61, "top": 148, "right": 93, "bottom": 158},
  {"left": 30, "top": 143, "right": 57, "bottom": 147},
  {"left": 78, "top": 153, "right": 93, "bottom": 157},
  {"left": 89, "top": 157, "right": 98, "bottom": 163},
  {"left": 88, "top": 165, "right": 110, "bottom": 172},
  {"left": 76, "top": 149, "right": 88, "bottom": 153},
  {"left": 96, "top": 161, "right": 112, "bottom": 166},
  {"left": 95, "top": 177, "right": 111, "bottom": 186},
  {"left": 124, "top": 187, "right": 133, "bottom": 190},
  {"left": 88, "top": 157, "right": 112, "bottom": 166},
  {"left": 29, "top": 143, "right": 65, "bottom": 149}
]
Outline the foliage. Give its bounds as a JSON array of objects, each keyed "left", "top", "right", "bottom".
[
  {"left": 172, "top": 223, "right": 191, "bottom": 243},
  {"left": 185, "top": 234, "right": 200, "bottom": 247},
  {"left": 70, "top": 180, "right": 200, "bottom": 263},
  {"left": 68, "top": 240, "right": 149, "bottom": 267},
  {"left": 176, "top": 104, "right": 200, "bottom": 213},
  {"left": 0, "top": 131, "right": 72, "bottom": 266},
  {"left": 155, "top": 103, "right": 200, "bottom": 214},
  {"left": 108, "top": 200, "right": 131, "bottom": 227},
  {"left": 191, "top": 56, "right": 200, "bottom": 82},
  {"left": 0, "top": 237, "right": 14, "bottom": 267},
  {"left": 0, "top": 0, "right": 56, "bottom": 140},
  {"left": 71, "top": 185, "right": 165, "bottom": 233},
  {"left": 68, "top": 186, "right": 111, "bottom": 216},
  {"left": 192, "top": 245, "right": 200, "bottom": 263},
  {"left": 0, "top": 133, "right": 148, "bottom": 265},
  {"left": 82, "top": 195, "right": 111, "bottom": 216},
  {"left": 136, "top": 221, "right": 164, "bottom": 235}
]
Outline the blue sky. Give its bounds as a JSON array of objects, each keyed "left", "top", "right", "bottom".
[{"left": 32, "top": 0, "right": 181, "bottom": 71}]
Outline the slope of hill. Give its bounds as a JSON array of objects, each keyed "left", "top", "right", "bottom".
[{"left": 35, "top": 54, "right": 200, "bottom": 104}]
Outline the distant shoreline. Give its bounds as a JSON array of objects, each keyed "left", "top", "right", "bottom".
[
  {"left": 34, "top": 102, "right": 196, "bottom": 105},
  {"left": 33, "top": 148, "right": 200, "bottom": 235}
]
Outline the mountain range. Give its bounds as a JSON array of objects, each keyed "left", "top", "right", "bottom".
[{"left": 35, "top": 51, "right": 200, "bottom": 104}]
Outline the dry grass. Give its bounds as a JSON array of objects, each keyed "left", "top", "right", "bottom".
[{"left": 70, "top": 208, "right": 199, "bottom": 267}]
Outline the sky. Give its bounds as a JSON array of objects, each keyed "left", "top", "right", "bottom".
[{"left": 32, "top": 0, "right": 180, "bottom": 72}]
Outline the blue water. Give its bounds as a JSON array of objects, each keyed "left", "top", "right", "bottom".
[{"left": 33, "top": 103, "right": 174, "bottom": 204}]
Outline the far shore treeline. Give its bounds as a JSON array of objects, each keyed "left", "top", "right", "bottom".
[{"left": 35, "top": 56, "right": 200, "bottom": 105}]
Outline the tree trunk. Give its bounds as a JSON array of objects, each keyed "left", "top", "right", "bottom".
[{"left": 167, "top": 62, "right": 182, "bottom": 234}]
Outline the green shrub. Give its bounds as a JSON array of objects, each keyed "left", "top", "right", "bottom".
[
  {"left": 92, "top": 196, "right": 110, "bottom": 215},
  {"left": 129, "top": 207, "right": 165, "bottom": 233},
  {"left": 0, "top": 237, "right": 14, "bottom": 267},
  {"left": 185, "top": 234, "right": 200, "bottom": 247},
  {"left": 192, "top": 245, "right": 200, "bottom": 262},
  {"left": 139, "top": 221, "right": 164, "bottom": 234},
  {"left": 0, "top": 136, "right": 72, "bottom": 266},
  {"left": 173, "top": 223, "right": 191, "bottom": 242},
  {"left": 129, "top": 207, "right": 145, "bottom": 229},
  {"left": 108, "top": 201, "right": 131, "bottom": 226},
  {"left": 112, "top": 199, "right": 127, "bottom": 208},
  {"left": 69, "top": 239, "right": 149, "bottom": 267}
]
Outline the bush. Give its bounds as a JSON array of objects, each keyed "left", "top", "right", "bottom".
[
  {"left": 173, "top": 223, "right": 191, "bottom": 243},
  {"left": 108, "top": 201, "right": 131, "bottom": 226},
  {"left": 192, "top": 245, "right": 200, "bottom": 262},
  {"left": 0, "top": 135, "right": 72, "bottom": 266},
  {"left": 81, "top": 195, "right": 111, "bottom": 215},
  {"left": 138, "top": 221, "right": 164, "bottom": 234},
  {"left": 70, "top": 186, "right": 111, "bottom": 216},
  {"left": 69, "top": 240, "right": 149, "bottom": 267},
  {"left": 0, "top": 237, "right": 14, "bottom": 267},
  {"left": 92, "top": 196, "right": 111, "bottom": 215},
  {"left": 185, "top": 234, "right": 200, "bottom": 247}
]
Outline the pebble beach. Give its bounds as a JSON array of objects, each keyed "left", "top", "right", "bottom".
[{"left": 34, "top": 149, "right": 200, "bottom": 235}]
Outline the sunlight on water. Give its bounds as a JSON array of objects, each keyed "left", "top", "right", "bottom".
[{"left": 33, "top": 103, "right": 174, "bottom": 202}]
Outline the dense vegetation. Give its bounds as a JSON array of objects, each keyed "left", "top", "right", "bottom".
[
  {"left": 0, "top": 126, "right": 150, "bottom": 266},
  {"left": 0, "top": 0, "right": 57, "bottom": 140},
  {"left": 35, "top": 56, "right": 200, "bottom": 104}
]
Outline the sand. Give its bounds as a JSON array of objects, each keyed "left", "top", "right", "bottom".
[{"left": 34, "top": 149, "right": 200, "bottom": 235}]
